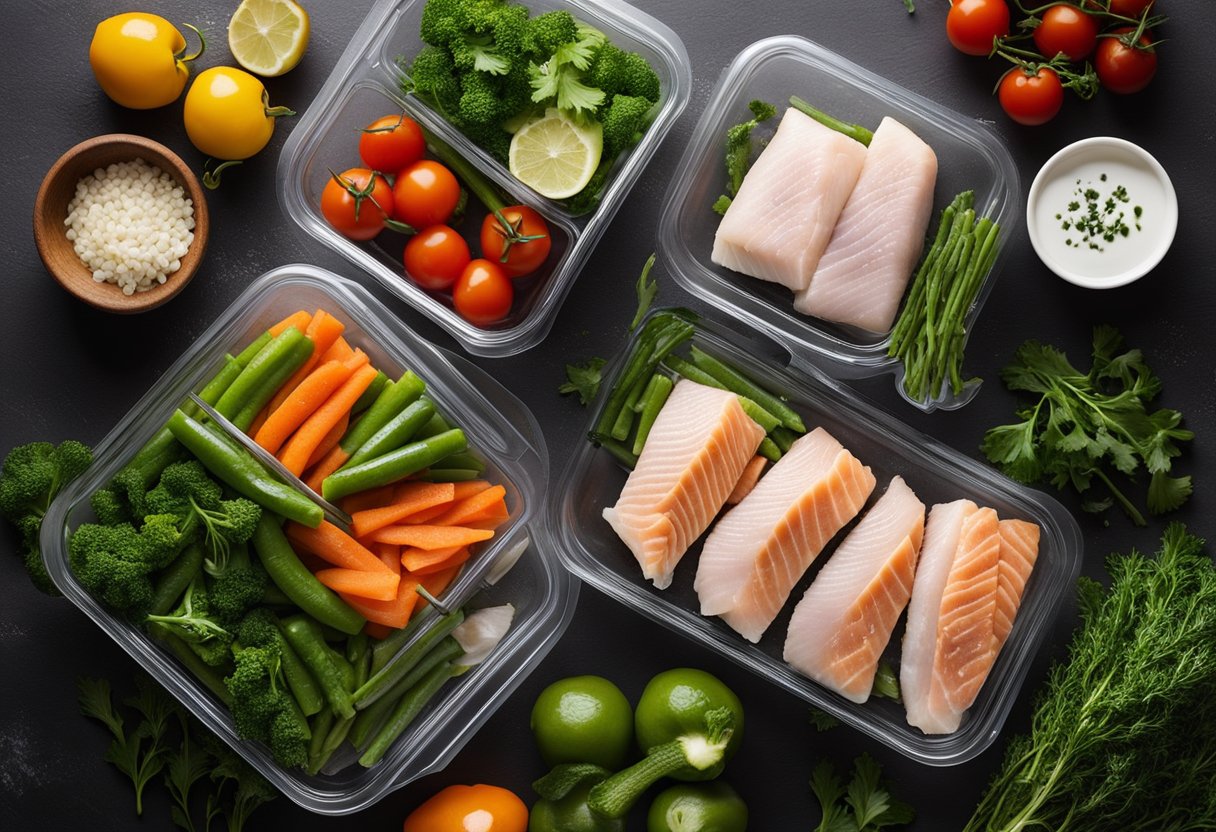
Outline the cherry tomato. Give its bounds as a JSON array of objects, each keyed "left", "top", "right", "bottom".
[
  {"left": 402, "top": 784, "right": 528, "bottom": 832},
  {"left": 479, "top": 206, "right": 552, "bottom": 278},
  {"left": 392, "top": 160, "right": 461, "bottom": 229},
  {"left": 359, "top": 114, "right": 426, "bottom": 174},
  {"left": 1095, "top": 28, "right": 1158, "bottom": 94},
  {"left": 453, "top": 259, "right": 513, "bottom": 325},
  {"left": 1034, "top": 4, "right": 1099, "bottom": 61},
  {"left": 404, "top": 225, "right": 471, "bottom": 291},
  {"left": 1087, "top": 0, "right": 1154, "bottom": 19},
  {"left": 321, "top": 168, "right": 395, "bottom": 241},
  {"left": 998, "top": 66, "right": 1064, "bottom": 126},
  {"left": 946, "top": 0, "right": 1011, "bottom": 56}
]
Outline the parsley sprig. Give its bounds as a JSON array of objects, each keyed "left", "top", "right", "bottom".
[
  {"left": 812, "top": 754, "right": 915, "bottom": 832},
  {"left": 981, "top": 326, "right": 1192, "bottom": 525}
]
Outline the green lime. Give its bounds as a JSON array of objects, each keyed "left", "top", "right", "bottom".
[{"left": 530, "top": 675, "right": 633, "bottom": 769}]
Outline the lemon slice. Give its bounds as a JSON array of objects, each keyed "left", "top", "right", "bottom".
[
  {"left": 509, "top": 109, "right": 603, "bottom": 200},
  {"left": 228, "top": 0, "right": 310, "bottom": 77}
]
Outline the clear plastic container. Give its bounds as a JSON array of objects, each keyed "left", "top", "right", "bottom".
[
  {"left": 41, "top": 264, "right": 579, "bottom": 814},
  {"left": 547, "top": 309, "right": 1081, "bottom": 766},
  {"left": 278, "top": 0, "right": 691, "bottom": 358},
  {"left": 659, "top": 36, "right": 1021, "bottom": 412}
]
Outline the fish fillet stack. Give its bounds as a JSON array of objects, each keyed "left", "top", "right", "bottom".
[{"left": 713, "top": 110, "right": 937, "bottom": 334}]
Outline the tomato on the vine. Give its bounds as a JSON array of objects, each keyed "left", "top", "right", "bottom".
[
  {"left": 321, "top": 168, "right": 396, "bottom": 241},
  {"left": 946, "top": 0, "right": 1011, "bottom": 56},
  {"left": 998, "top": 66, "right": 1064, "bottom": 125},
  {"left": 1087, "top": 0, "right": 1154, "bottom": 19},
  {"left": 392, "top": 160, "right": 462, "bottom": 229},
  {"left": 359, "top": 114, "right": 425, "bottom": 174},
  {"left": 404, "top": 225, "right": 471, "bottom": 291},
  {"left": 1034, "top": 4, "right": 1100, "bottom": 61},
  {"left": 479, "top": 206, "right": 551, "bottom": 278},
  {"left": 453, "top": 259, "right": 513, "bottom": 325},
  {"left": 1095, "top": 28, "right": 1157, "bottom": 94}
]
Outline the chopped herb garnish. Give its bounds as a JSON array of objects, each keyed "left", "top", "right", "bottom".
[{"left": 1058, "top": 177, "right": 1142, "bottom": 253}]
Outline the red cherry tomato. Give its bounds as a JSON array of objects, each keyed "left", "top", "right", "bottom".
[
  {"left": 392, "top": 160, "right": 461, "bottom": 229},
  {"left": 1095, "top": 28, "right": 1158, "bottom": 94},
  {"left": 946, "top": 0, "right": 1011, "bottom": 56},
  {"left": 998, "top": 66, "right": 1064, "bottom": 126},
  {"left": 404, "top": 225, "right": 472, "bottom": 291},
  {"left": 402, "top": 784, "right": 528, "bottom": 832},
  {"left": 1034, "top": 4, "right": 1100, "bottom": 61},
  {"left": 320, "top": 168, "right": 395, "bottom": 241},
  {"left": 479, "top": 206, "right": 552, "bottom": 278},
  {"left": 453, "top": 259, "right": 513, "bottom": 325},
  {"left": 359, "top": 114, "right": 426, "bottom": 174},
  {"left": 1087, "top": 0, "right": 1154, "bottom": 18}
]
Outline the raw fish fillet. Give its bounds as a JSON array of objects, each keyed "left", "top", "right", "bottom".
[
  {"left": 900, "top": 500, "right": 976, "bottom": 732},
  {"left": 727, "top": 455, "right": 767, "bottom": 506},
  {"left": 694, "top": 428, "right": 875, "bottom": 643},
  {"left": 993, "top": 519, "right": 1040, "bottom": 649},
  {"left": 603, "top": 380, "right": 765, "bottom": 590},
  {"left": 783, "top": 476, "right": 924, "bottom": 702},
  {"left": 795, "top": 117, "right": 938, "bottom": 333},
  {"left": 712, "top": 108, "right": 868, "bottom": 293}
]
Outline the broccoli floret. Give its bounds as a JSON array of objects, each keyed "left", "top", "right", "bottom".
[
  {"left": 70, "top": 514, "right": 187, "bottom": 618},
  {"left": 225, "top": 641, "right": 309, "bottom": 769},
  {"left": 459, "top": 69, "right": 512, "bottom": 126},
  {"left": 405, "top": 47, "right": 466, "bottom": 123},
  {"left": 721, "top": 99, "right": 779, "bottom": 201},
  {"left": 421, "top": 0, "right": 529, "bottom": 75},
  {"left": 146, "top": 573, "right": 233, "bottom": 666},
  {"left": 90, "top": 487, "right": 131, "bottom": 526},
  {"left": 526, "top": 10, "right": 579, "bottom": 57},
  {"left": 208, "top": 543, "right": 267, "bottom": 626},
  {"left": 145, "top": 462, "right": 261, "bottom": 576},
  {"left": 235, "top": 607, "right": 280, "bottom": 649},
  {"left": 0, "top": 440, "right": 92, "bottom": 594},
  {"left": 600, "top": 93, "right": 655, "bottom": 157},
  {"left": 586, "top": 43, "right": 660, "bottom": 104}
]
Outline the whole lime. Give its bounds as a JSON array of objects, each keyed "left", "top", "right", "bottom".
[{"left": 530, "top": 675, "right": 633, "bottom": 769}]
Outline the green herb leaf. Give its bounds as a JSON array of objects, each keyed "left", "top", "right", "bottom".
[
  {"left": 78, "top": 677, "right": 125, "bottom": 742},
  {"left": 559, "top": 358, "right": 606, "bottom": 406},
  {"left": 809, "top": 708, "right": 841, "bottom": 732},
  {"left": 902, "top": 0, "right": 916, "bottom": 12},
  {"left": 630, "top": 253, "right": 658, "bottom": 332}
]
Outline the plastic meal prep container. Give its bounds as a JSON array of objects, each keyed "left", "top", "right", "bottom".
[
  {"left": 659, "top": 36, "right": 1021, "bottom": 412},
  {"left": 41, "top": 264, "right": 579, "bottom": 814},
  {"left": 278, "top": 0, "right": 691, "bottom": 358},
  {"left": 547, "top": 308, "right": 1082, "bottom": 766}
]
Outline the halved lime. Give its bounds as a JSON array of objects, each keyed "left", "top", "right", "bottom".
[
  {"left": 228, "top": 0, "right": 310, "bottom": 78},
  {"left": 508, "top": 109, "right": 603, "bottom": 200}
]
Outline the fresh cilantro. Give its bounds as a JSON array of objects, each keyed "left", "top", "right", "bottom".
[
  {"left": 809, "top": 708, "right": 841, "bottom": 732},
  {"left": 813, "top": 754, "right": 914, "bottom": 832},
  {"left": 529, "top": 54, "right": 605, "bottom": 114},
  {"left": 981, "top": 326, "right": 1193, "bottom": 525},
  {"left": 78, "top": 675, "right": 169, "bottom": 816},
  {"left": 559, "top": 358, "right": 607, "bottom": 405},
  {"left": 165, "top": 709, "right": 210, "bottom": 832},
  {"left": 630, "top": 253, "right": 658, "bottom": 332}
]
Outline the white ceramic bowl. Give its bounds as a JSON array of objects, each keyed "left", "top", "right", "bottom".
[{"left": 1026, "top": 137, "right": 1176, "bottom": 289}]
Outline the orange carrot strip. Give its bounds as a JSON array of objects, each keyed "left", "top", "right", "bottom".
[
  {"left": 401, "top": 503, "right": 451, "bottom": 525},
  {"left": 269, "top": 310, "right": 312, "bottom": 337},
  {"left": 351, "top": 483, "right": 457, "bottom": 539},
  {"left": 369, "top": 524, "right": 494, "bottom": 549},
  {"left": 341, "top": 574, "right": 421, "bottom": 628},
  {"left": 364, "top": 622, "right": 393, "bottom": 640},
  {"left": 247, "top": 407, "right": 270, "bottom": 438},
  {"left": 411, "top": 547, "right": 471, "bottom": 576},
  {"left": 307, "top": 412, "right": 349, "bottom": 469},
  {"left": 316, "top": 568, "right": 399, "bottom": 601},
  {"left": 373, "top": 542, "right": 401, "bottom": 574},
  {"left": 400, "top": 544, "right": 463, "bottom": 573},
  {"left": 449, "top": 497, "right": 509, "bottom": 530},
  {"left": 306, "top": 447, "right": 348, "bottom": 494},
  {"left": 431, "top": 485, "right": 507, "bottom": 527},
  {"left": 451, "top": 480, "right": 492, "bottom": 501},
  {"left": 285, "top": 520, "right": 394, "bottom": 573},
  {"left": 338, "top": 485, "right": 395, "bottom": 515},
  {"left": 319, "top": 336, "right": 355, "bottom": 363},
  {"left": 727, "top": 455, "right": 767, "bottom": 506},
  {"left": 255, "top": 359, "right": 360, "bottom": 454},
  {"left": 278, "top": 364, "right": 380, "bottom": 475},
  {"left": 264, "top": 310, "right": 349, "bottom": 417}
]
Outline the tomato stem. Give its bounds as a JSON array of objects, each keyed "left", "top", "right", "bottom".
[
  {"left": 202, "top": 159, "right": 242, "bottom": 190},
  {"left": 490, "top": 210, "right": 547, "bottom": 264},
  {"left": 177, "top": 23, "right": 207, "bottom": 64},
  {"left": 362, "top": 113, "right": 406, "bottom": 134}
]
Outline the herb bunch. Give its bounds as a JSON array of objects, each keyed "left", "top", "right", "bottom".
[
  {"left": 811, "top": 753, "right": 915, "bottom": 832},
  {"left": 965, "top": 524, "right": 1216, "bottom": 832},
  {"left": 981, "top": 325, "right": 1191, "bottom": 525}
]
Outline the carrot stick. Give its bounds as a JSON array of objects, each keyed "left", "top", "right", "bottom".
[
  {"left": 278, "top": 364, "right": 380, "bottom": 475},
  {"left": 307, "top": 412, "right": 349, "bottom": 469},
  {"left": 351, "top": 483, "right": 456, "bottom": 539},
  {"left": 255, "top": 358, "right": 363, "bottom": 454},
  {"left": 411, "top": 547, "right": 471, "bottom": 576},
  {"left": 316, "top": 568, "right": 400, "bottom": 601},
  {"left": 338, "top": 485, "right": 396, "bottom": 515},
  {"left": 369, "top": 524, "right": 494, "bottom": 549},
  {"left": 399, "top": 502, "right": 450, "bottom": 525},
  {"left": 396, "top": 480, "right": 492, "bottom": 524},
  {"left": 364, "top": 622, "right": 393, "bottom": 640},
  {"left": 306, "top": 447, "right": 348, "bottom": 494},
  {"left": 263, "top": 310, "right": 348, "bottom": 418},
  {"left": 285, "top": 520, "right": 395, "bottom": 574},
  {"left": 319, "top": 336, "right": 355, "bottom": 363},
  {"left": 401, "top": 545, "right": 463, "bottom": 573},
  {"left": 340, "top": 574, "right": 421, "bottom": 628},
  {"left": 464, "top": 500, "right": 511, "bottom": 531},
  {"left": 373, "top": 542, "right": 401, "bottom": 574},
  {"left": 430, "top": 485, "right": 507, "bottom": 527},
  {"left": 269, "top": 310, "right": 312, "bottom": 337},
  {"left": 451, "top": 480, "right": 492, "bottom": 501}
]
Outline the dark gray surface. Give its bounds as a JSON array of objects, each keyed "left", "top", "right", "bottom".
[{"left": 2, "top": 0, "right": 1214, "bottom": 828}]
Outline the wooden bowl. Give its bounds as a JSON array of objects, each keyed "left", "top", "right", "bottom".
[{"left": 33, "top": 134, "right": 209, "bottom": 313}]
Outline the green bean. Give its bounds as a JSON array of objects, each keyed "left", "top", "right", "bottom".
[
  {"left": 234, "top": 331, "right": 272, "bottom": 368},
  {"left": 321, "top": 429, "right": 467, "bottom": 502},
  {"left": 251, "top": 513, "right": 365, "bottom": 635},
  {"left": 661, "top": 355, "right": 781, "bottom": 433},
  {"left": 230, "top": 337, "right": 314, "bottom": 430},
  {"left": 414, "top": 468, "right": 484, "bottom": 482},
  {"left": 148, "top": 623, "right": 233, "bottom": 707},
  {"left": 184, "top": 356, "right": 243, "bottom": 419},
  {"left": 351, "top": 371, "right": 389, "bottom": 415},
  {"left": 434, "top": 452, "right": 485, "bottom": 473},
  {"left": 315, "top": 714, "right": 355, "bottom": 771},
  {"left": 593, "top": 313, "right": 696, "bottom": 440},
  {"left": 273, "top": 620, "right": 325, "bottom": 717},
  {"left": 340, "top": 399, "right": 435, "bottom": 472},
  {"left": 771, "top": 426, "right": 799, "bottom": 454},
  {"left": 687, "top": 345, "right": 805, "bottom": 433},
  {"left": 148, "top": 542, "right": 204, "bottom": 616},
  {"left": 412, "top": 407, "right": 452, "bottom": 440},
  {"left": 358, "top": 660, "right": 465, "bottom": 768},
  {"left": 281, "top": 614, "right": 356, "bottom": 719},
  {"left": 758, "top": 436, "right": 782, "bottom": 462},
  {"left": 353, "top": 609, "right": 465, "bottom": 708},
  {"left": 350, "top": 637, "right": 463, "bottom": 752},
  {"left": 632, "top": 373, "right": 673, "bottom": 456},
  {"left": 214, "top": 327, "right": 309, "bottom": 424},
  {"left": 341, "top": 372, "right": 426, "bottom": 455},
  {"left": 370, "top": 608, "right": 432, "bottom": 674},
  {"left": 610, "top": 373, "right": 649, "bottom": 441},
  {"left": 306, "top": 708, "right": 334, "bottom": 773},
  {"left": 597, "top": 436, "right": 639, "bottom": 469}
]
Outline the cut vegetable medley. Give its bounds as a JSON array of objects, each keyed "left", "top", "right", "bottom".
[
  {"left": 69, "top": 307, "right": 517, "bottom": 773},
  {"left": 590, "top": 315, "right": 1041, "bottom": 734}
]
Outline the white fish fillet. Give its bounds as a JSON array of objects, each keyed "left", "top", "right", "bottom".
[
  {"left": 795, "top": 117, "right": 938, "bottom": 333},
  {"left": 783, "top": 476, "right": 925, "bottom": 703},
  {"left": 712, "top": 107, "right": 868, "bottom": 293},
  {"left": 603, "top": 380, "right": 765, "bottom": 590},
  {"left": 694, "top": 428, "right": 875, "bottom": 643}
]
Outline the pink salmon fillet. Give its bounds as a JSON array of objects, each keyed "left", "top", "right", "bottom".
[
  {"left": 993, "top": 519, "right": 1040, "bottom": 649},
  {"left": 795, "top": 117, "right": 938, "bottom": 333},
  {"left": 712, "top": 107, "right": 867, "bottom": 293},
  {"left": 727, "top": 455, "right": 768, "bottom": 506},
  {"left": 783, "top": 476, "right": 925, "bottom": 703},
  {"left": 694, "top": 427, "right": 875, "bottom": 643},
  {"left": 603, "top": 380, "right": 765, "bottom": 590}
]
